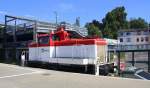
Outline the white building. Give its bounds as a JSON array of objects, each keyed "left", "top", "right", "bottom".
[{"left": 118, "top": 29, "right": 150, "bottom": 45}]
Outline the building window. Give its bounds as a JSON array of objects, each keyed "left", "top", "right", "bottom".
[
  {"left": 120, "top": 38, "right": 123, "bottom": 42},
  {"left": 137, "top": 38, "right": 139, "bottom": 42},
  {"left": 126, "top": 32, "right": 131, "bottom": 36},
  {"left": 143, "top": 31, "right": 149, "bottom": 35},
  {"left": 38, "top": 36, "right": 49, "bottom": 45},
  {"left": 141, "top": 37, "right": 144, "bottom": 42},
  {"left": 126, "top": 38, "right": 131, "bottom": 42},
  {"left": 145, "top": 37, "right": 149, "bottom": 42},
  {"left": 119, "top": 32, "right": 124, "bottom": 36},
  {"left": 137, "top": 31, "right": 141, "bottom": 35}
]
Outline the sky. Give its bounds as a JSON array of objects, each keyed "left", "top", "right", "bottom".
[{"left": 0, "top": 0, "right": 150, "bottom": 26}]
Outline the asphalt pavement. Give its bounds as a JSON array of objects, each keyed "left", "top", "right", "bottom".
[{"left": 0, "top": 63, "right": 150, "bottom": 88}]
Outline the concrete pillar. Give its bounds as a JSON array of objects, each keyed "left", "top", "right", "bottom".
[
  {"left": 95, "top": 64, "right": 99, "bottom": 76},
  {"left": 84, "top": 65, "right": 88, "bottom": 73},
  {"left": 132, "top": 52, "right": 135, "bottom": 66}
]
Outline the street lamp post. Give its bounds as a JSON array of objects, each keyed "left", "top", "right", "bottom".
[{"left": 54, "top": 11, "right": 58, "bottom": 24}]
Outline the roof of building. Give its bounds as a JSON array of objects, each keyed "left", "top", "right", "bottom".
[{"left": 104, "top": 38, "right": 119, "bottom": 45}]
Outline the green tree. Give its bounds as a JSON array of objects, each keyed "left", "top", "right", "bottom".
[
  {"left": 85, "top": 23, "right": 102, "bottom": 37},
  {"left": 0, "top": 25, "right": 3, "bottom": 36},
  {"left": 102, "top": 6, "right": 128, "bottom": 39},
  {"left": 129, "top": 18, "right": 148, "bottom": 29},
  {"left": 92, "top": 20, "right": 104, "bottom": 33},
  {"left": 85, "top": 20, "right": 104, "bottom": 37},
  {"left": 85, "top": 6, "right": 149, "bottom": 39}
]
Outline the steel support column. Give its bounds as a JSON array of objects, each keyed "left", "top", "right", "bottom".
[
  {"left": 33, "top": 21, "right": 37, "bottom": 43},
  {"left": 117, "top": 52, "right": 121, "bottom": 76},
  {"left": 3, "top": 16, "right": 7, "bottom": 61},
  {"left": 132, "top": 52, "right": 135, "bottom": 66}
]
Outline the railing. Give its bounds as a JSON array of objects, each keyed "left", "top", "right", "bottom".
[
  {"left": 5, "top": 41, "right": 32, "bottom": 48},
  {"left": 108, "top": 45, "right": 117, "bottom": 52},
  {"left": 117, "top": 44, "right": 150, "bottom": 51}
]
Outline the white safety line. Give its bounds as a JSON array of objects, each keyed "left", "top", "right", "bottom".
[
  {"left": 0, "top": 63, "right": 39, "bottom": 72},
  {"left": 0, "top": 63, "right": 44, "bottom": 79},
  {"left": 0, "top": 71, "right": 43, "bottom": 79}
]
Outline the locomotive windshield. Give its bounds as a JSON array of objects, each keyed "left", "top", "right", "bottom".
[{"left": 38, "top": 36, "right": 49, "bottom": 44}]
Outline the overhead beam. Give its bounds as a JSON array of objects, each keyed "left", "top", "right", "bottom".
[
  {"left": 6, "top": 18, "right": 16, "bottom": 22},
  {"left": 5, "top": 15, "right": 36, "bottom": 22}
]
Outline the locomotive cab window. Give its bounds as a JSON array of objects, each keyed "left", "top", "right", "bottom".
[
  {"left": 38, "top": 36, "right": 49, "bottom": 44},
  {"left": 52, "top": 34, "right": 60, "bottom": 41}
]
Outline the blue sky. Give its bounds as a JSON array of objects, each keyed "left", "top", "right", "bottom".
[{"left": 0, "top": 0, "right": 150, "bottom": 26}]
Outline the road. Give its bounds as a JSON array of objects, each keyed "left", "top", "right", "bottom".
[{"left": 0, "top": 63, "right": 150, "bottom": 88}]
